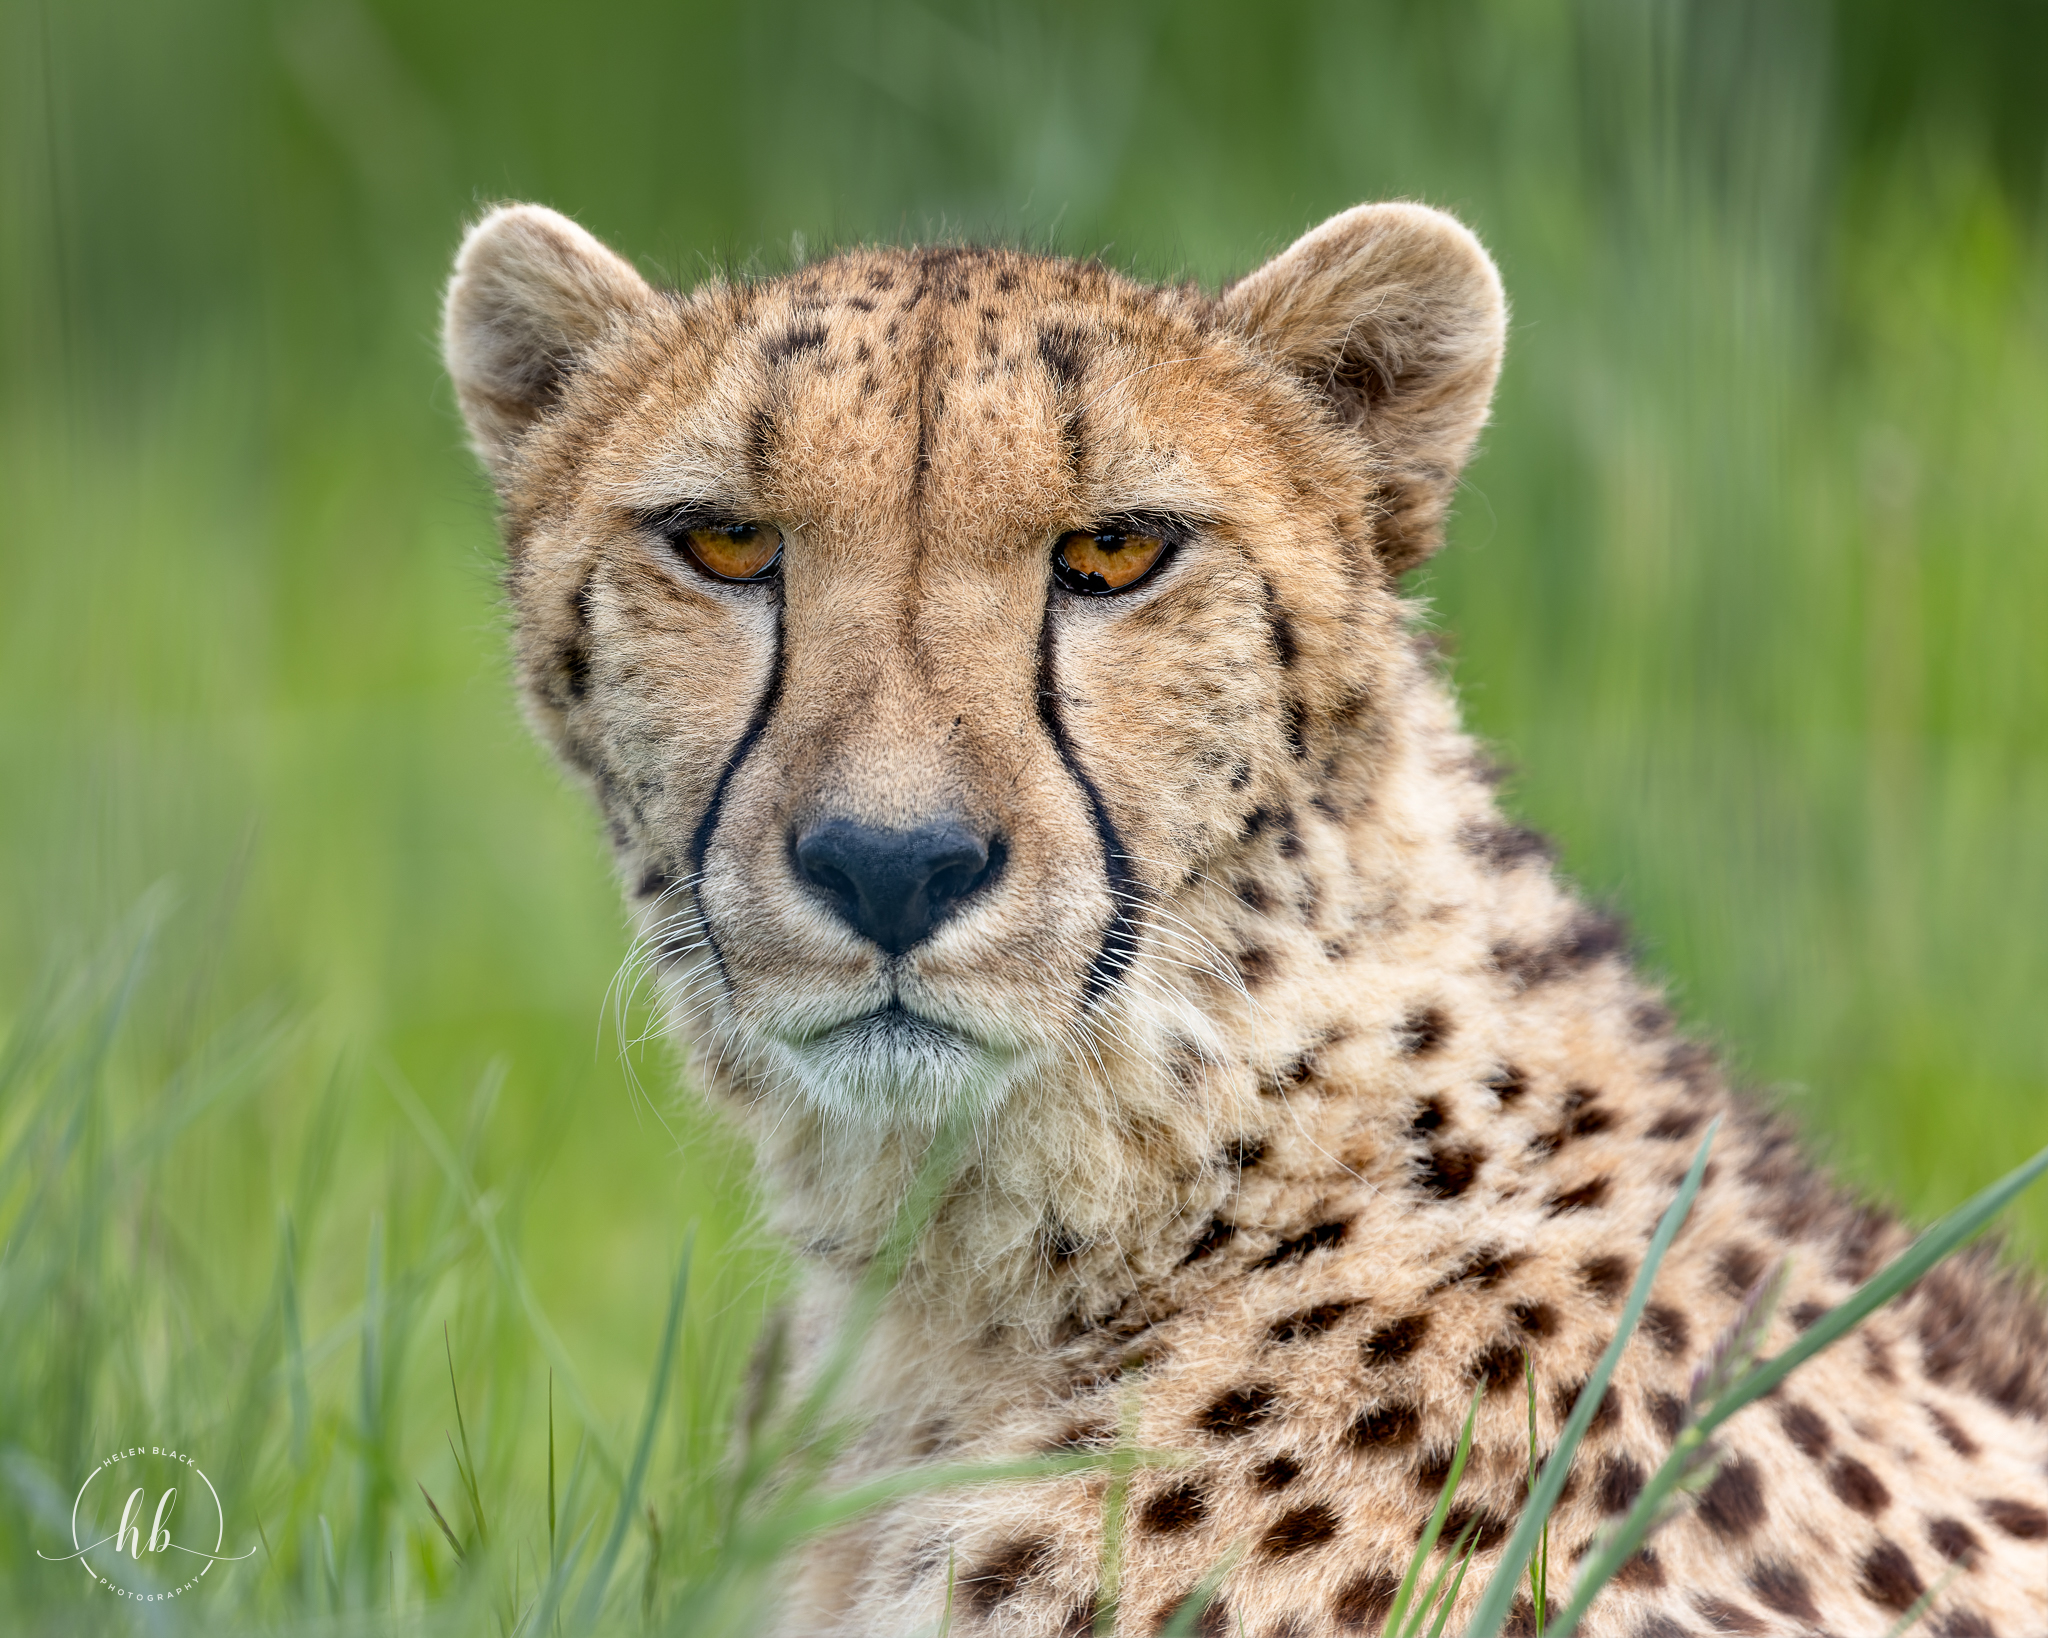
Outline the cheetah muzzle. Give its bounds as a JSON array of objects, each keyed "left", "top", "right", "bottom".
[{"left": 444, "top": 202, "right": 2048, "bottom": 1637}]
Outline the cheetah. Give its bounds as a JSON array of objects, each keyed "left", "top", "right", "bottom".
[{"left": 442, "top": 201, "right": 2047, "bottom": 1636}]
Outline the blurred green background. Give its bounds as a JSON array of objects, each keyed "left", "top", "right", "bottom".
[{"left": 2, "top": 0, "right": 2044, "bottom": 1627}]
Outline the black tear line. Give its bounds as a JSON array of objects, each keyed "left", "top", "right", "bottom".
[
  {"left": 686, "top": 591, "right": 787, "bottom": 983},
  {"left": 1035, "top": 603, "right": 1142, "bottom": 1010}
]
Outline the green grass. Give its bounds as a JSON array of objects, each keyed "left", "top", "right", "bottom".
[{"left": 1, "top": 0, "right": 2044, "bottom": 1630}]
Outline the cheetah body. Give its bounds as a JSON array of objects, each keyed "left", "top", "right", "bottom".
[{"left": 442, "top": 202, "right": 2048, "bottom": 1637}]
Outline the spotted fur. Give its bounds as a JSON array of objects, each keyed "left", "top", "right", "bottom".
[{"left": 444, "top": 202, "right": 2048, "bottom": 1636}]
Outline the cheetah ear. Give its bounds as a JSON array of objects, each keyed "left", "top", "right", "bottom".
[
  {"left": 1224, "top": 203, "right": 1506, "bottom": 575},
  {"left": 443, "top": 203, "right": 657, "bottom": 481}
]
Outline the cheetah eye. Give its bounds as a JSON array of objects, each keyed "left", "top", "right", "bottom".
[
  {"left": 668, "top": 519, "right": 785, "bottom": 583},
  {"left": 1052, "top": 526, "right": 1170, "bottom": 595}
]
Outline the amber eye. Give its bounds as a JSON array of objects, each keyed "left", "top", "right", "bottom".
[
  {"left": 1052, "top": 527, "right": 1170, "bottom": 595},
  {"left": 673, "top": 520, "right": 785, "bottom": 582}
]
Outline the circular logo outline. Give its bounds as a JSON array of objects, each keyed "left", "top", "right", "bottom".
[{"left": 38, "top": 1442, "right": 254, "bottom": 1600}]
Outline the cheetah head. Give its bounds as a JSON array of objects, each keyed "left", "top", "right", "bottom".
[{"left": 444, "top": 204, "right": 1504, "bottom": 1131}]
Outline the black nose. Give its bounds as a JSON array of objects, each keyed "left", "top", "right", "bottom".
[{"left": 793, "top": 817, "right": 1000, "bottom": 955}]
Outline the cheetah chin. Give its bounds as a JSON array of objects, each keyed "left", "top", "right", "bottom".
[
  {"left": 766, "top": 1002, "right": 1025, "bottom": 1128},
  {"left": 444, "top": 200, "right": 2048, "bottom": 1638}
]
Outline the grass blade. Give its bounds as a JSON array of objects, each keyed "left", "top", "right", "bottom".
[
  {"left": 1424, "top": 1529, "right": 1480, "bottom": 1638},
  {"left": 1156, "top": 1546, "right": 1245, "bottom": 1638},
  {"left": 1463, "top": 1121, "right": 1719, "bottom": 1638},
  {"left": 1706, "top": 1143, "right": 2048, "bottom": 1413},
  {"left": 1403, "top": 1521, "right": 1477, "bottom": 1638},
  {"left": 1383, "top": 1387, "right": 1482, "bottom": 1638},
  {"left": 574, "top": 1233, "right": 693, "bottom": 1625}
]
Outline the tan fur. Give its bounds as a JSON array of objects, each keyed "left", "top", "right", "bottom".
[{"left": 444, "top": 202, "right": 2048, "bottom": 1637}]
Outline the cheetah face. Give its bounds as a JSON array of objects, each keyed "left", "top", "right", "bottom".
[{"left": 445, "top": 205, "right": 1503, "bottom": 1127}]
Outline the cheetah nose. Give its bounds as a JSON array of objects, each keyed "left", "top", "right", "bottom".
[{"left": 793, "top": 817, "right": 1003, "bottom": 956}]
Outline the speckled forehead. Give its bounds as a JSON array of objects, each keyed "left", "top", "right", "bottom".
[{"left": 600, "top": 248, "right": 1232, "bottom": 550}]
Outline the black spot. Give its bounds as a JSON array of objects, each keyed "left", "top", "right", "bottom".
[
  {"left": 1416, "top": 1143, "right": 1484, "bottom": 1199},
  {"left": 1615, "top": 1549, "right": 1666, "bottom": 1591},
  {"left": 1219, "top": 1136, "right": 1266, "bottom": 1171},
  {"left": 1788, "top": 1300, "right": 1828, "bottom": 1331},
  {"left": 1923, "top": 1403, "right": 1978, "bottom": 1457},
  {"left": 1630, "top": 999, "right": 1675, "bottom": 1037},
  {"left": 1646, "top": 1391, "right": 1686, "bottom": 1440},
  {"left": 1235, "top": 945, "right": 1277, "bottom": 985},
  {"left": 1361, "top": 1314, "right": 1432, "bottom": 1366},
  {"left": 1459, "top": 820, "right": 1556, "bottom": 872},
  {"left": 1692, "top": 1597, "right": 1766, "bottom": 1634},
  {"left": 1927, "top": 1516, "right": 1982, "bottom": 1565},
  {"left": 1195, "top": 1384, "right": 1276, "bottom": 1437},
  {"left": 1468, "top": 1339, "right": 1525, "bottom": 1393},
  {"left": 1331, "top": 1569, "right": 1400, "bottom": 1630},
  {"left": 1136, "top": 1478, "right": 1207, "bottom": 1534},
  {"left": 1641, "top": 1304, "right": 1690, "bottom": 1358},
  {"left": 1438, "top": 1246, "right": 1524, "bottom": 1289},
  {"left": 1828, "top": 1454, "right": 1891, "bottom": 1515},
  {"left": 1280, "top": 697, "right": 1308, "bottom": 760},
  {"left": 1661, "top": 1039, "right": 1720, "bottom": 1094},
  {"left": 1777, "top": 1399, "right": 1830, "bottom": 1459},
  {"left": 1413, "top": 1445, "right": 1458, "bottom": 1494},
  {"left": 1261, "top": 1051, "right": 1316, "bottom": 1095},
  {"left": 1716, "top": 1244, "right": 1766, "bottom": 1298},
  {"left": 1266, "top": 598, "right": 1299, "bottom": 670},
  {"left": 1046, "top": 1419, "right": 1112, "bottom": 1452},
  {"left": 1834, "top": 1204, "right": 1893, "bottom": 1284},
  {"left": 1347, "top": 1401, "right": 1421, "bottom": 1449},
  {"left": 1268, "top": 1302, "right": 1355, "bottom": 1344},
  {"left": 1545, "top": 1176, "right": 1612, "bottom": 1215},
  {"left": 1579, "top": 1255, "right": 1633, "bottom": 1303},
  {"left": 1180, "top": 1217, "right": 1236, "bottom": 1266},
  {"left": 1255, "top": 1220, "right": 1349, "bottom": 1270},
  {"left": 1410, "top": 1097, "right": 1447, "bottom": 1133},
  {"left": 1983, "top": 1497, "right": 2048, "bottom": 1539},
  {"left": 1554, "top": 1377, "right": 1620, "bottom": 1435},
  {"left": 761, "top": 321, "right": 827, "bottom": 364},
  {"left": 1252, "top": 1453, "right": 1301, "bottom": 1491},
  {"left": 1857, "top": 1539, "right": 1925, "bottom": 1612},
  {"left": 1492, "top": 908, "right": 1630, "bottom": 987},
  {"left": 1260, "top": 1502, "right": 1339, "bottom": 1557},
  {"left": 1438, "top": 1505, "right": 1514, "bottom": 1553},
  {"left": 1232, "top": 877, "right": 1275, "bottom": 913},
  {"left": 561, "top": 577, "right": 595, "bottom": 699},
  {"left": 1485, "top": 1067, "right": 1528, "bottom": 1103},
  {"left": 1533, "top": 1090, "right": 1612, "bottom": 1157},
  {"left": 1037, "top": 322, "right": 1087, "bottom": 387},
  {"left": 1645, "top": 1107, "right": 1703, "bottom": 1141},
  {"left": 1938, "top": 1609, "right": 1997, "bottom": 1637},
  {"left": 1510, "top": 1300, "right": 1557, "bottom": 1337},
  {"left": 1597, "top": 1453, "right": 1646, "bottom": 1514},
  {"left": 1697, "top": 1457, "right": 1768, "bottom": 1539},
  {"left": 1396, "top": 1006, "right": 1451, "bottom": 1056},
  {"left": 742, "top": 404, "right": 778, "bottom": 492},
  {"left": 963, "top": 1536, "right": 1051, "bottom": 1614},
  {"left": 1745, "top": 1560, "right": 1818, "bottom": 1622}
]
